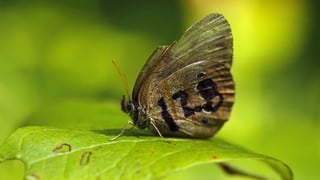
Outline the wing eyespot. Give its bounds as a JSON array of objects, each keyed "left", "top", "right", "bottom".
[
  {"left": 201, "top": 117, "right": 208, "bottom": 124},
  {"left": 196, "top": 72, "right": 206, "bottom": 79}
]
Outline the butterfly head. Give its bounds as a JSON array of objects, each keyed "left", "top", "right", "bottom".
[
  {"left": 121, "top": 95, "right": 150, "bottom": 129},
  {"left": 121, "top": 95, "right": 135, "bottom": 113}
]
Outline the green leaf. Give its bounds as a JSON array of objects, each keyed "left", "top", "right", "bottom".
[
  {"left": 0, "top": 126, "right": 293, "bottom": 180},
  {"left": 21, "top": 100, "right": 128, "bottom": 130}
]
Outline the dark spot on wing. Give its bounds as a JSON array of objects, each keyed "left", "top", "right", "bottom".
[
  {"left": 194, "top": 106, "right": 202, "bottom": 112},
  {"left": 197, "top": 79, "right": 219, "bottom": 101},
  {"left": 201, "top": 117, "right": 208, "bottom": 124},
  {"left": 197, "top": 72, "right": 206, "bottom": 78},
  {"left": 202, "top": 102, "right": 213, "bottom": 112},
  {"left": 197, "top": 79, "right": 224, "bottom": 113},
  {"left": 173, "top": 90, "right": 196, "bottom": 117},
  {"left": 158, "top": 97, "right": 179, "bottom": 131},
  {"left": 183, "top": 107, "right": 195, "bottom": 117}
]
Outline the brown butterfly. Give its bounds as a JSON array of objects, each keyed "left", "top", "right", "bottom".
[{"left": 112, "top": 13, "right": 234, "bottom": 140}]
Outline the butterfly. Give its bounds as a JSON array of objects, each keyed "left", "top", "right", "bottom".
[{"left": 112, "top": 13, "right": 234, "bottom": 140}]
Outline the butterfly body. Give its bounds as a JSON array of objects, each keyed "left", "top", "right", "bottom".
[{"left": 121, "top": 14, "right": 234, "bottom": 138}]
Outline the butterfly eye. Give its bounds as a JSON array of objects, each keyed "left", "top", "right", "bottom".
[{"left": 197, "top": 72, "right": 206, "bottom": 79}]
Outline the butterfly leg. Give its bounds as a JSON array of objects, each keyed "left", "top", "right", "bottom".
[
  {"left": 150, "top": 119, "right": 164, "bottom": 138},
  {"left": 109, "top": 120, "right": 134, "bottom": 141}
]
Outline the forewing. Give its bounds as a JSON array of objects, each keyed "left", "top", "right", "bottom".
[
  {"left": 134, "top": 14, "right": 232, "bottom": 105},
  {"left": 132, "top": 45, "right": 170, "bottom": 102},
  {"left": 147, "top": 60, "right": 234, "bottom": 138},
  {"left": 172, "top": 13, "right": 233, "bottom": 68}
]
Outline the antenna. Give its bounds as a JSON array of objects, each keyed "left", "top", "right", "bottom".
[{"left": 112, "top": 60, "right": 131, "bottom": 101}]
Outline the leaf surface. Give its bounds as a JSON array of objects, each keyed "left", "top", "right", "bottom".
[{"left": 0, "top": 126, "right": 293, "bottom": 179}]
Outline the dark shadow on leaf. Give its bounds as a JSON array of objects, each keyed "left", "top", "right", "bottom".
[
  {"left": 91, "top": 129, "right": 215, "bottom": 141},
  {"left": 92, "top": 128, "right": 154, "bottom": 137}
]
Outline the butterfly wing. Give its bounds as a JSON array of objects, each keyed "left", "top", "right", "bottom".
[
  {"left": 132, "top": 14, "right": 233, "bottom": 137},
  {"left": 132, "top": 45, "right": 170, "bottom": 102},
  {"left": 171, "top": 13, "right": 233, "bottom": 68},
  {"left": 133, "top": 14, "right": 232, "bottom": 106},
  {"left": 147, "top": 60, "right": 234, "bottom": 137}
]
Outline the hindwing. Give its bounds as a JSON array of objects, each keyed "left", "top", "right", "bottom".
[{"left": 147, "top": 60, "right": 234, "bottom": 137}]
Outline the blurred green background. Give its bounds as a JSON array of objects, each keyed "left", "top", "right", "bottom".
[{"left": 0, "top": 0, "right": 319, "bottom": 179}]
